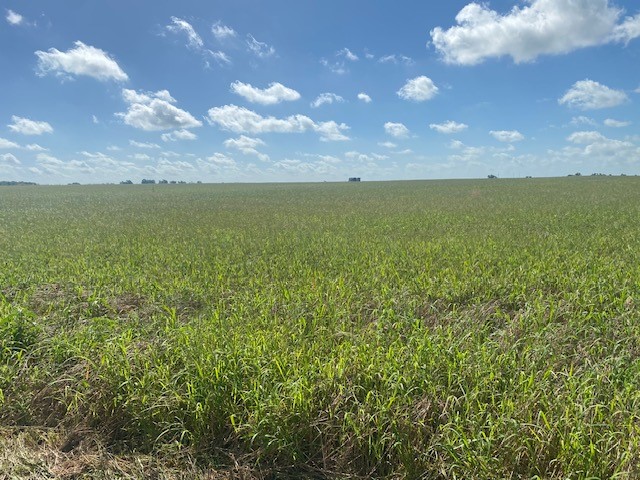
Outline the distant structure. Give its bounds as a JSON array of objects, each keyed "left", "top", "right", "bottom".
[{"left": 348, "top": 177, "right": 361, "bottom": 182}]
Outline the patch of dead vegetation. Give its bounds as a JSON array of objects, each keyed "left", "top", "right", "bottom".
[{"left": 0, "top": 426, "right": 263, "bottom": 479}]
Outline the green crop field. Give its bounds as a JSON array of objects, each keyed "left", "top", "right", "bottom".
[{"left": 2, "top": 177, "right": 640, "bottom": 479}]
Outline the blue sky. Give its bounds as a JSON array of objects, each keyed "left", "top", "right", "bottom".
[{"left": 1, "top": 0, "right": 640, "bottom": 183}]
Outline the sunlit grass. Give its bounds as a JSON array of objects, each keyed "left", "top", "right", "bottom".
[{"left": 1, "top": 177, "right": 640, "bottom": 478}]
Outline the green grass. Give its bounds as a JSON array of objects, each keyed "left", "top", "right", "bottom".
[{"left": 1, "top": 177, "right": 640, "bottom": 478}]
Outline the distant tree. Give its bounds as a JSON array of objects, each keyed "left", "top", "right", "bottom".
[
  {"left": 159, "top": 179, "right": 168, "bottom": 184},
  {"left": 120, "top": 180, "right": 133, "bottom": 184},
  {"left": 141, "top": 179, "right": 156, "bottom": 184},
  {"left": 487, "top": 174, "right": 498, "bottom": 179}
]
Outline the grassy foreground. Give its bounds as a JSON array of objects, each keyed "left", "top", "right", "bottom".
[{"left": 1, "top": 177, "right": 640, "bottom": 479}]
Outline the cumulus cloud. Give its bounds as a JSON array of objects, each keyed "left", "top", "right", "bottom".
[
  {"left": 212, "top": 21, "right": 237, "bottom": 40},
  {"left": 559, "top": 79, "right": 628, "bottom": 110},
  {"left": 208, "top": 105, "right": 313, "bottom": 134},
  {"left": 604, "top": 118, "right": 631, "bottom": 127},
  {"left": 0, "top": 138, "right": 20, "bottom": 149},
  {"left": 430, "top": 120, "right": 468, "bottom": 134},
  {"left": 8, "top": 116, "right": 53, "bottom": 135},
  {"left": 397, "top": 76, "right": 438, "bottom": 102},
  {"left": 117, "top": 89, "right": 202, "bottom": 131},
  {"left": 224, "top": 135, "right": 269, "bottom": 161},
  {"left": 384, "top": 122, "right": 410, "bottom": 138},
  {"left": 6, "top": 9, "right": 23, "bottom": 25},
  {"left": 161, "top": 129, "right": 198, "bottom": 142},
  {"left": 357, "top": 92, "right": 372, "bottom": 103},
  {"left": 431, "top": 0, "right": 640, "bottom": 65},
  {"left": 378, "top": 141, "right": 397, "bottom": 148},
  {"left": 230, "top": 81, "right": 300, "bottom": 105},
  {"left": 567, "top": 130, "right": 607, "bottom": 144},
  {"left": 315, "top": 121, "right": 350, "bottom": 142},
  {"left": 558, "top": 130, "right": 640, "bottom": 167},
  {"left": 0, "top": 153, "right": 20, "bottom": 165},
  {"left": 609, "top": 12, "right": 640, "bottom": 43},
  {"left": 490, "top": 130, "right": 525, "bottom": 142},
  {"left": 35, "top": 41, "right": 128, "bottom": 81},
  {"left": 246, "top": 34, "right": 275, "bottom": 58},
  {"left": 311, "top": 93, "right": 344, "bottom": 108},
  {"left": 206, "top": 152, "right": 237, "bottom": 167},
  {"left": 167, "top": 17, "right": 204, "bottom": 49},
  {"left": 206, "top": 104, "right": 349, "bottom": 141}
]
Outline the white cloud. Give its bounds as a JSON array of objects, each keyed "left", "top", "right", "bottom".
[
  {"left": 397, "top": 76, "right": 438, "bottom": 102},
  {"left": 604, "top": 118, "right": 631, "bottom": 127},
  {"left": 25, "top": 144, "right": 47, "bottom": 151},
  {"left": 35, "top": 41, "right": 128, "bottom": 82},
  {"left": 315, "top": 121, "right": 350, "bottom": 142},
  {"left": 130, "top": 140, "right": 160, "bottom": 149},
  {"left": 0, "top": 138, "right": 20, "bottom": 149},
  {"left": 6, "top": 9, "right": 23, "bottom": 26},
  {"left": 338, "top": 48, "right": 359, "bottom": 61},
  {"left": 430, "top": 120, "right": 468, "bottom": 134},
  {"left": 206, "top": 152, "right": 237, "bottom": 167},
  {"left": 570, "top": 116, "right": 597, "bottom": 126},
  {"left": 430, "top": 0, "right": 640, "bottom": 65},
  {"left": 567, "top": 131, "right": 606, "bottom": 144},
  {"left": 161, "top": 129, "right": 198, "bottom": 142},
  {"left": 212, "top": 21, "right": 237, "bottom": 40},
  {"left": 224, "top": 135, "right": 269, "bottom": 161},
  {"left": 92, "top": 115, "right": 99, "bottom": 124},
  {"left": 610, "top": 13, "right": 640, "bottom": 44},
  {"left": 357, "top": 92, "right": 372, "bottom": 103},
  {"left": 8, "top": 116, "right": 53, "bottom": 135},
  {"left": 384, "top": 122, "right": 410, "bottom": 138},
  {"left": 0, "top": 153, "right": 20, "bottom": 165},
  {"left": 230, "top": 81, "right": 300, "bottom": 105},
  {"left": 118, "top": 89, "right": 202, "bottom": 131},
  {"left": 559, "top": 79, "right": 628, "bottom": 110},
  {"left": 107, "top": 145, "right": 121, "bottom": 151},
  {"left": 166, "top": 18, "right": 231, "bottom": 68},
  {"left": 208, "top": 105, "right": 314, "bottom": 134},
  {"left": 167, "top": 17, "right": 203, "bottom": 49},
  {"left": 378, "top": 141, "right": 397, "bottom": 148},
  {"left": 207, "top": 104, "right": 349, "bottom": 141},
  {"left": 246, "top": 34, "right": 275, "bottom": 58},
  {"left": 320, "top": 58, "right": 346, "bottom": 75},
  {"left": 208, "top": 50, "right": 232, "bottom": 66},
  {"left": 557, "top": 131, "right": 640, "bottom": 167},
  {"left": 311, "top": 93, "right": 344, "bottom": 108},
  {"left": 320, "top": 48, "right": 360, "bottom": 74},
  {"left": 129, "top": 153, "right": 152, "bottom": 161},
  {"left": 378, "top": 54, "right": 415, "bottom": 66},
  {"left": 490, "top": 130, "right": 525, "bottom": 142}
]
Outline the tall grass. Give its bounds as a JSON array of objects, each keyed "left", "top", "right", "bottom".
[{"left": 1, "top": 177, "right": 640, "bottom": 478}]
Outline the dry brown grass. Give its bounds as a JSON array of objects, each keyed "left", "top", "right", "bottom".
[{"left": 0, "top": 427, "right": 263, "bottom": 480}]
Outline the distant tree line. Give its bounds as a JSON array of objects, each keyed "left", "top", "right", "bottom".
[
  {"left": 0, "top": 181, "right": 37, "bottom": 186},
  {"left": 121, "top": 179, "right": 195, "bottom": 185}
]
